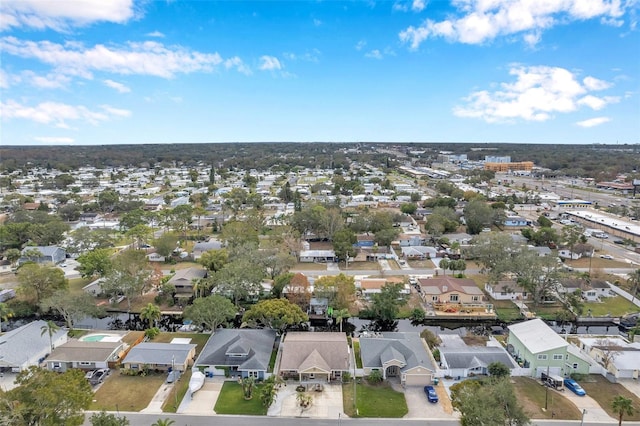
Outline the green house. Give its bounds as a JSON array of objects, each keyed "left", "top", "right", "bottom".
[{"left": 507, "top": 319, "right": 590, "bottom": 377}]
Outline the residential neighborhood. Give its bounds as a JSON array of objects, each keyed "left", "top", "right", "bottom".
[{"left": 1, "top": 143, "right": 639, "bottom": 425}]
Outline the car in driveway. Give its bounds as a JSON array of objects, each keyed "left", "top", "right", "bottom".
[
  {"left": 90, "top": 368, "right": 109, "bottom": 385},
  {"left": 564, "top": 378, "right": 586, "bottom": 396},
  {"left": 599, "top": 254, "right": 614, "bottom": 260},
  {"left": 423, "top": 385, "right": 438, "bottom": 403}
]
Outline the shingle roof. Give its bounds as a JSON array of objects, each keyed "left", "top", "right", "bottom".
[
  {"left": 279, "top": 332, "right": 348, "bottom": 372},
  {"left": 48, "top": 340, "right": 124, "bottom": 363},
  {"left": 123, "top": 342, "right": 196, "bottom": 365},
  {"left": 359, "top": 332, "right": 435, "bottom": 373},
  {"left": 194, "top": 329, "right": 277, "bottom": 372},
  {"left": 508, "top": 319, "right": 568, "bottom": 354},
  {"left": 439, "top": 346, "right": 518, "bottom": 370},
  {"left": 417, "top": 276, "right": 484, "bottom": 296}
]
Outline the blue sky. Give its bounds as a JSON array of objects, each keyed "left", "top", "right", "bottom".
[{"left": 1, "top": 0, "right": 639, "bottom": 146}]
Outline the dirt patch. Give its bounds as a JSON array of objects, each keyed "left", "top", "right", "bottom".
[
  {"left": 580, "top": 375, "right": 640, "bottom": 422},
  {"left": 512, "top": 377, "right": 582, "bottom": 420},
  {"left": 461, "top": 335, "right": 489, "bottom": 346}
]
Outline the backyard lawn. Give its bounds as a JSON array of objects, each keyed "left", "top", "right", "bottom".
[
  {"left": 214, "top": 381, "right": 267, "bottom": 415},
  {"left": 342, "top": 382, "right": 408, "bottom": 418},
  {"left": 152, "top": 332, "right": 211, "bottom": 357},
  {"left": 580, "top": 375, "right": 640, "bottom": 422},
  {"left": 511, "top": 377, "right": 582, "bottom": 420},
  {"left": 68, "top": 277, "right": 93, "bottom": 295},
  {"left": 582, "top": 296, "right": 640, "bottom": 317},
  {"left": 91, "top": 373, "right": 166, "bottom": 412}
]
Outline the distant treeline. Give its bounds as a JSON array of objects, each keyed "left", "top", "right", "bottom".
[{"left": 1, "top": 142, "right": 638, "bottom": 180}]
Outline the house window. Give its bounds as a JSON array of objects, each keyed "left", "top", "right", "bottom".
[
  {"left": 131, "top": 364, "right": 139, "bottom": 369},
  {"left": 553, "top": 354, "right": 563, "bottom": 360},
  {"left": 472, "top": 296, "right": 480, "bottom": 302},
  {"left": 52, "top": 362, "right": 61, "bottom": 369},
  {"left": 79, "top": 361, "right": 92, "bottom": 366},
  {"left": 248, "top": 371, "right": 258, "bottom": 378},
  {"left": 537, "top": 354, "right": 547, "bottom": 360},
  {"left": 573, "top": 363, "right": 579, "bottom": 369},
  {"left": 449, "top": 294, "right": 459, "bottom": 302},
  {"left": 309, "top": 373, "right": 315, "bottom": 379},
  {"left": 432, "top": 296, "right": 438, "bottom": 302}
]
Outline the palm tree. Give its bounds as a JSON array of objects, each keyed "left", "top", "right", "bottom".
[
  {"left": 627, "top": 269, "right": 640, "bottom": 304},
  {"left": 612, "top": 395, "right": 635, "bottom": 426},
  {"left": 332, "top": 308, "right": 350, "bottom": 333},
  {"left": 40, "top": 320, "right": 60, "bottom": 351},
  {"left": 0, "top": 302, "right": 14, "bottom": 332},
  {"left": 439, "top": 258, "right": 450, "bottom": 276},
  {"left": 151, "top": 419, "right": 175, "bottom": 426},
  {"left": 140, "top": 303, "right": 162, "bottom": 329}
]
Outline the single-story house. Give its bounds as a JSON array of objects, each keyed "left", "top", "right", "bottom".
[
  {"left": 439, "top": 345, "right": 519, "bottom": 379},
  {"left": 558, "top": 249, "right": 582, "bottom": 260},
  {"left": 0, "top": 320, "right": 67, "bottom": 372},
  {"left": 484, "top": 280, "right": 530, "bottom": 301},
  {"left": 397, "top": 234, "right": 426, "bottom": 247},
  {"left": 46, "top": 340, "right": 126, "bottom": 372},
  {"left": 122, "top": 342, "right": 197, "bottom": 372},
  {"left": 418, "top": 276, "right": 485, "bottom": 305},
  {"left": 504, "top": 215, "right": 529, "bottom": 227},
  {"left": 0, "top": 260, "right": 12, "bottom": 274},
  {"left": 279, "top": 332, "right": 349, "bottom": 382},
  {"left": 359, "top": 332, "right": 435, "bottom": 386},
  {"left": 299, "top": 250, "right": 337, "bottom": 263},
  {"left": 191, "top": 240, "right": 223, "bottom": 260},
  {"left": 193, "top": 329, "right": 277, "bottom": 379},
  {"left": 529, "top": 246, "right": 552, "bottom": 257},
  {"left": 353, "top": 246, "right": 390, "bottom": 262},
  {"left": 355, "top": 233, "right": 375, "bottom": 247},
  {"left": 18, "top": 246, "right": 66, "bottom": 265},
  {"left": 168, "top": 267, "right": 207, "bottom": 298},
  {"left": 146, "top": 252, "right": 166, "bottom": 262},
  {"left": 357, "top": 277, "right": 408, "bottom": 300},
  {"left": 401, "top": 246, "right": 437, "bottom": 260},
  {"left": 507, "top": 319, "right": 590, "bottom": 377}
]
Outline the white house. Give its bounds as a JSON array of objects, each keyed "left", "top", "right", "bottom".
[{"left": 0, "top": 320, "right": 67, "bottom": 372}]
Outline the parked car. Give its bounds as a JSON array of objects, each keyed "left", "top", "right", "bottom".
[
  {"left": 90, "top": 368, "right": 109, "bottom": 385},
  {"left": 564, "top": 378, "right": 586, "bottom": 396},
  {"left": 600, "top": 255, "right": 614, "bottom": 260},
  {"left": 167, "top": 370, "right": 181, "bottom": 383},
  {"left": 424, "top": 385, "right": 438, "bottom": 403},
  {"left": 84, "top": 370, "right": 96, "bottom": 380}
]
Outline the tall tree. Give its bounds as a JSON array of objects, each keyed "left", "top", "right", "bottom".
[
  {"left": 0, "top": 367, "right": 92, "bottom": 426},
  {"left": 183, "top": 295, "right": 236, "bottom": 331},
  {"left": 198, "top": 248, "right": 229, "bottom": 272},
  {"left": 368, "top": 282, "right": 408, "bottom": 323},
  {"left": 612, "top": 395, "right": 635, "bottom": 426},
  {"left": 17, "top": 263, "right": 68, "bottom": 305},
  {"left": 242, "top": 298, "right": 308, "bottom": 333},
  {"left": 101, "top": 249, "right": 152, "bottom": 312},
  {"left": 0, "top": 302, "right": 14, "bottom": 332},
  {"left": 41, "top": 320, "right": 61, "bottom": 351},
  {"left": 140, "top": 303, "right": 162, "bottom": 329},
  {"left": 90, "top": 411, "right": 130, "bottom": 426},
  {"left": 77, "top": 248, "right": 113, "bottom": 278},
  {"left": 332, "top": 228, "right": 356, "bottom": 265},
  {"left": 211, "top": 258, "right": 264, "bottom": 306},
  {"left": 40, "top": 290, "right": 104, "bottom": 329},
  {"left": 464, "top": 199, "right": 495, "bottom": 235}
]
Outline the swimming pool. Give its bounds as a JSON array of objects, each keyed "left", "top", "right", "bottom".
[{"left": 79, "top": 333, "right": 123, "bottom": 343}]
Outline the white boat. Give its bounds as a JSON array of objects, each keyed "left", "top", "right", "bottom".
[{"left": 189, "top": 371, "right": 205, "bottom": 396}]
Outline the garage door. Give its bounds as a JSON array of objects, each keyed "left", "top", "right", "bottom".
[{"left": 404, "top": 373, "right": 432, "bottom": 386}]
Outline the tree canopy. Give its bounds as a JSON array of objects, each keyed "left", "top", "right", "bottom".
[
  {"left": 242, "top": 298, "right": 308, "bottom": 332},
  {"left": 183, "top": 294, "right": 236, "bottom": 331}
]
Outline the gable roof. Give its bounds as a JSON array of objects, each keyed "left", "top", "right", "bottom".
[
  {"left": 508, "top": 319, "right": 568, "bottom": 354},
  {"left": 417, "top": 276, "right": 483, "bottom": 296},
  {"left": 279, "top": 332, "right": 348, "bottom": 372},
  {"left": 0, "top": 320, "right": 67, "bottom": 368},
  {"left": 194, "top": 329, "right": 277, "bottom": 372},
  {"left": 298, "top": 349, "right": 331, "bottom": 372},
  {"left": 439, "top": 346, "right": 519, "bottom": 370},
  {"left": 359, "top": 332, "right": 435, "bottom": 373},
  {"left": 168, "top": 267, "right": 206, "bottom": 284},
  {"left": 123, "top": 342, "right": 196, "bottom": 365},
  {"left": 48, "top": 340, "right": 124, "bottom": 363}
]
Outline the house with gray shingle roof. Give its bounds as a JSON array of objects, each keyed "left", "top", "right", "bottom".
[
  {"left": 193, "top": 329, "right": 277, "bottom": 380},
  {"left": 359, "top": 332, "right": 435, "bottom": 386},
  {"left": 168, "top": 267, "right": 207, "bottom": 298},
  {"left": 439, "top": 345, "right": 519, "bottom": 379},
  {"left": 46, "top": 340, "right": 126, "bottom": 372},
  {"left": 18, "top": 246, "right": 66, "bottom": 265},
  {"left": 279, "top": 332, "right": 349, "bottom": 382},
  {"left": 122, "top": 342, "right": 196, "bottom": 372},
  {"left": 0, "top": 320, "right": 67, "bottom": 372}
]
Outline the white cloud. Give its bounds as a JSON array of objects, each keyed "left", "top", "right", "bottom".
[
  {"left": 0, "top": 69, "right": 19, "bottom": 88},
  {"left": 146, "top": 31, "right": 165, "bottom": 38},
  {"left": 283, "top": 49, "right": 321, "bottom": 63},
  {"left": 34, "top": 136, "right": 75, "bottom": 144},
  {"left": 576, "top": 116, "right": 611, "bottom": 127},
  {"left": 399, "top": 0, "right": 629, "bottom": 48},
  {"left": 103, "top": 79, "right": 131, "bottom": 93},
  {"left": 259, "top": 55, "right": 282, "bottom": 71},
  {"left": 365, "top": 49, "right": 383, "bottom": 59},
  {"left": 454, "top": 65, "right": 618, "bottom": 123},
  {"left": 0, "top": 0, "right": 136, "bottom": 32},
  {"left": 355, "top": 40, "right": 367, "bottom": 51},
  {"left": 0, "top": 37, "right": 241, "bottom": 79},
  {"left": 0, "top": 99, "right": 131, "bottom": 128},
  {"left": 224, "top": 56, "right": 252, "bottom": 75},
  {"left": 583, "top": 76, "right": 612, "bottom": 91},
  {"left": 313, "top": 18, "right": 322, "bottom": 27},
  {"left": 412, "top": 0, "right": 426, "bottom": 12}
]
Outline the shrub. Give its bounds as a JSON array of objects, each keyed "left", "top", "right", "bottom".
[
  {"left": 342, "top": 372, "right": 352, "bottom": 383},
  {"left": 144, "top": 327, "right": 160, "bottom": 339},
  {"left": 367, "top": 370, "right": 383, "bottom": 384}
]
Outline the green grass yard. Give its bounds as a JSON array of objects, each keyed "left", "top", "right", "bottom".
[
  {"left": 214, "top": 381, "right": 267, "bottom": 415},
  {"left": 342, "top": 382, "right": 408, "bottom": 418},
  {"left": 91, "top": 373, "right": 165, "bottom": 412}
]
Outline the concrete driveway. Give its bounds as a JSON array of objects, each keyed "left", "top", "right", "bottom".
[
  {"left": 561, "top": 389, "right": 614, "bottom": 423},
  {"left": 402, "top": 385, "right": 452, "bottom": 419},
  {"left": 178, "top": 378, "right": 223, "bottom": 415},
  {"left": 272, "top": 382, "right": 343, "bottom": 418}
]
